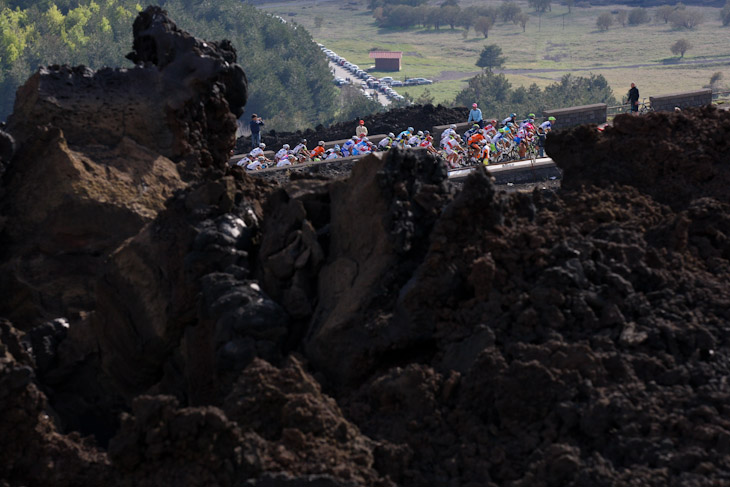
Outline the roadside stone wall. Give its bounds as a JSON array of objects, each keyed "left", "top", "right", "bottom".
[
  {"left": 650, "top": 89, "right": 712, "bottom": 112},
  {"left": 543, "top": 103, "right": 607, "bottom": 129}
]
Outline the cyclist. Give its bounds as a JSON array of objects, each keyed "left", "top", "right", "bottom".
[
  {"left": 276, "top": 152, "right": 292, "bottom": 167},
  {"left": 467, "top": 129, "right": 486, "bottom": 161},
  {"left": 378, "top": 133, "right": 395, "bottom": 151},
  {"left": 463, "top": 123, "right": 480, "bottom": 142},
  {"left": 441, "top": 124, "right": 456, "bottom": 145},
  {"left": 356, "top": 137, "right": 374, "bottom": 154},
  {"left": 292, "top": 139, "right": 311, "bottom": 162},
  {"left": 246, "top": 156, "right": 268, "bottom": 171},
  {"left": 396, "top": 127, "right": 414, "bottom": 147},
  {"left": 443, "top": 134, "right": 464, "bottom": 169},
  {"left": 310, "top": 141, "right": 326, "bottom": 160},
  {"left": 501, "top": 113, "right": 517, "bottom": 127},
  {"left": 274, "top": 144, "right": 290, "bottom": 163},
  {"left": 420, "top": 131, "right": 439, "bottom": 155},
  {"left": 249, "top": 142, "right": 267, "bottom": 159},
  {"left": 342, "top": 136, "right": 357, "bottom": 157},
  {"left": 408, "top": 130, "right": 423, "bottom": 147},
  {"left": 540, "top": 116, "right": 556, "bottom": 132}
]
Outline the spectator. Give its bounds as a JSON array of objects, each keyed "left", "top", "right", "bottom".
[
  {"left": 468, "top": 103, "right": 484, "bottom": 128},
  {"left": 356, "top": 119, "right": 368, "bottom": 138},
  {"left": 627, "top": 83, "right": 639, "bottom": 113},
  {"left": 250, "top": 114, "right": 265, "bottom": 149}
]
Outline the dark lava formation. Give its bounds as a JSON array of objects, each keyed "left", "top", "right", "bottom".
[{"left": 2, "top": 7, "right": 730, "bottom": 487}]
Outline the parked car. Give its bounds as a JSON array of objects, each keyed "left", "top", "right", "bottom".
[
  {"left": 379, "top": 76, "right": 393, "bottom": 84},
  {"left": 391, "top": 80, "right": 403, "bottom": 87}
]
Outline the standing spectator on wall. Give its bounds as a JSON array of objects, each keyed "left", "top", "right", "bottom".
[
  {"left": 356, "top": 120, "right": 368, "bottom": 138},
  {"left": 250, "top": 114, "right": 265, "bottom": 149},
  {"left": 468, "top": 103, "right": 484, "bottom": 128},
  {"left": 627, "top": 83, "right": 640, "bottom": 113}
]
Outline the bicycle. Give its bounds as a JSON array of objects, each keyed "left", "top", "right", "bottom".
[{"left": 637, "top": 98, "right": 653, "bottom": 115}]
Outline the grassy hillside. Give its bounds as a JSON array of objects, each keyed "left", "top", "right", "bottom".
[{"left": 263, "top": 0, "right": 730, "bottom": 105}]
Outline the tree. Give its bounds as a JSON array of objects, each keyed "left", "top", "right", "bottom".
[
  {"left": 474, "top": 15, "right": 494, "bottom": 38},
  {"left": 615, "top": 10, "right": 627, "bottom": 27},
  {"left": 414, "top": 87, "right": 435, "bottom": 105},
  {"left": 655, "top": 5, "right": 673, "bottom": 24},
  {"left": 670, "top": 38, "right": 691, "bottom": 58},
  {"left": 710, "top": 71, "right": 723, "bottom": 88},
  {"left": 565, "top": 0, "right": 574, "bottom": 14},
  {"left": 440, "top": 5, "right": 460, "bottom": 29},
  {"left": 498, "top": 2, "right": 521, "bottom": 23},
  {"left": 670, "top": 9, "right": 703, "bottom": 29},
  {"left": 476, "top": 44, "right": 506, "bottom": 71},
  {"left": 516, "top": 12, "right": 529, "bottom": 32},
  {"left": 596, "top": 12, "right": 612, "bottom": 31},
  {"left": 314, "top": 15, "right": 323, "bottom": 28},
  {"left": 722, "top": 1, "right": 730, "bottom": 26},
  {"left": 628, "top": 8, "right": 649, "bottom": 25},
  {"left": 528, "top": 0, "right": 550, "bottom": 13}
]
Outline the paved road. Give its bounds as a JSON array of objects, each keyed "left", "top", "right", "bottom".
[{"left": 329, "top": 61, "right": 391, "bottom": 107}]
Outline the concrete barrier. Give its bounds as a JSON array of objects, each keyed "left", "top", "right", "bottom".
[
  {"left": 543, "top": 103, "right": 607, "bottom": 129},
  {"left": 649, "top": 89, "right": 712, "bottom": 112},
  {"left": 432, "top": 122, "right": 472, "bottom": 137}
]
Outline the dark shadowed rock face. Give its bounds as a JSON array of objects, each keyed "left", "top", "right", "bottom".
[
  {"left": 0, "top": 6, "right": 248, "bottom": 329},
  {"left": 546, "top": 106, "right": 730, "bottom": 210},
  {"left": 2, "top": 6, "right": 730, "bottom": 487}
]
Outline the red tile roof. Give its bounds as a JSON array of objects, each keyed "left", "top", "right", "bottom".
[{"left": 369, "top": 51, "right": 403, "bottom": 59}]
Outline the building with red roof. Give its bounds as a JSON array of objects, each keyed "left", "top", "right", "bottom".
[{"left": 369, "top": 51, "right": 402, "bottom": 72}]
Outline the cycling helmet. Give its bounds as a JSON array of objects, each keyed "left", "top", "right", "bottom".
[
  {"left": 473, "top": 124, "right": 479, "bottom": 129},
  {"left": 334, "top": 144, "right": 340, "bottom": 150},
  {"left": 548, "top": 116, "right": 556, "bottom": 121},
  {"left": 528, "top": 113, "right": 535, "bottom": 118},
  {"left": 510, "top": 113, "right": 516, "bottom": 118},
  {"left": 424, "top": 130, "right": 430, "bottom": 135},
  {"left": 301, "top": 138, "right": 307, "bottom": 143},
  {"left": 449, "top": 129, "right": 456, "bottom": 135},
  {"left": 259, "top": 143, "right": 266, "bottom": 149},
  {"left": 506, "top": 122, "right": 514, "bottom": 127},
  {"left": 363, "top": 137, "right": 369, "bottom": 141},
  {"left": 388, "top": 132, "right": 395, "bottom": 138},
  {"left": 318, "top": 140, "right": 325, "bottom": 146},
  {"left": 352, "top": 135, "right": 358, "bottom": 140},
  {"left": 283, "top": 144, "right": 290, "bottom": 150},
  {"left": 417, "top": 131, "right": 423, "bottom": 136},
  {"left": 408, "top": 127, "right": 414, "bottom": 133},
  {"left": 491, "top": 119, "right": 497, "bottom": 125},
  {"left": 450, "top": 124, "right": 456, "bottom": 129}
]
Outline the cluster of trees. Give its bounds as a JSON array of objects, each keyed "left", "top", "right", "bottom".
[
  {"left": 372, "top": 0, "right": 530, "bottom": 37},
  {"left": 597, "top": 4, "right": 705, "bottom": 31},
  {"left": 722, "top": 0, "right": 730, "bottom": 25},
  {"left": 0, "top": 0, "right": 353, "bottom": 131},
  {"left": 453, "top": 70, "right": 616, "bottom": 120}
]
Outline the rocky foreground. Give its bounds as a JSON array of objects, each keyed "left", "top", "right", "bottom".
[{"left": 2, "top": 7, "right": 730, "bottom": 487}]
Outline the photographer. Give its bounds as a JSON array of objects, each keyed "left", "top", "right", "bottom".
[{"left": 249, "top": 114, "right": 265, "bottom": 149}]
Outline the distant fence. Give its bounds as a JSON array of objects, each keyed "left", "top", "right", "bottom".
[{"left": 543, "top": 103, "right": 607, "bottom": 129}]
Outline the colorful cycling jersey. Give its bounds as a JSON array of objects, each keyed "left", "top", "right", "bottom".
[
  {"left": 326, "top": 151, "right": 339, "bottom": 159},
  {"left": 407, "top": 135, "right": 420, "bottom": 146},
  {"left": 468, "top": 133, "right": 485, "bottom": 146},
  {"left": 275, "top": 148, "right": 288, "bottom": 161},
  {"left": 420, "top": 137, "right": 433, "bottom": 148},
  {"left": 540, "top": 121, "right": 552, "bottom": 130},
  {"left": 276, "top": 156, "right": 291, "bottom": 167},
  {"left": 236, "top": 156, "right": 251, "bottom": 167},
  {"left": 311, "top": 146, "right": 325, "bottom": 158},
  {"left": 501, "top": 117, "right": 514, "bottom": 126},
  {"left": 292, "top": 143, "right": 308, "bottom": 155},
  {"left": 249, "top": 147, "right": 264, "bottom": 158},
  {"left": 396, "top": 130, "right": 411, "bottom": 141},
  {"left": 356, "top": 141, "right": 372, "bottom": 153},
  {"left": 246, "top": 159, "right": 265, "bottom": 171},
  {"left": 378, "top": 137, "right": 392, "bottom": 149}
]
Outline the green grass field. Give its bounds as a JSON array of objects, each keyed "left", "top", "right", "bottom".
[{"left": 262, "top": 0, "right": 730, "bottom": 106}]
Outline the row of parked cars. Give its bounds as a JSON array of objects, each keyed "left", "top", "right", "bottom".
[{"left": 317, "top": 44, "right": 409, "bottom": 103}]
